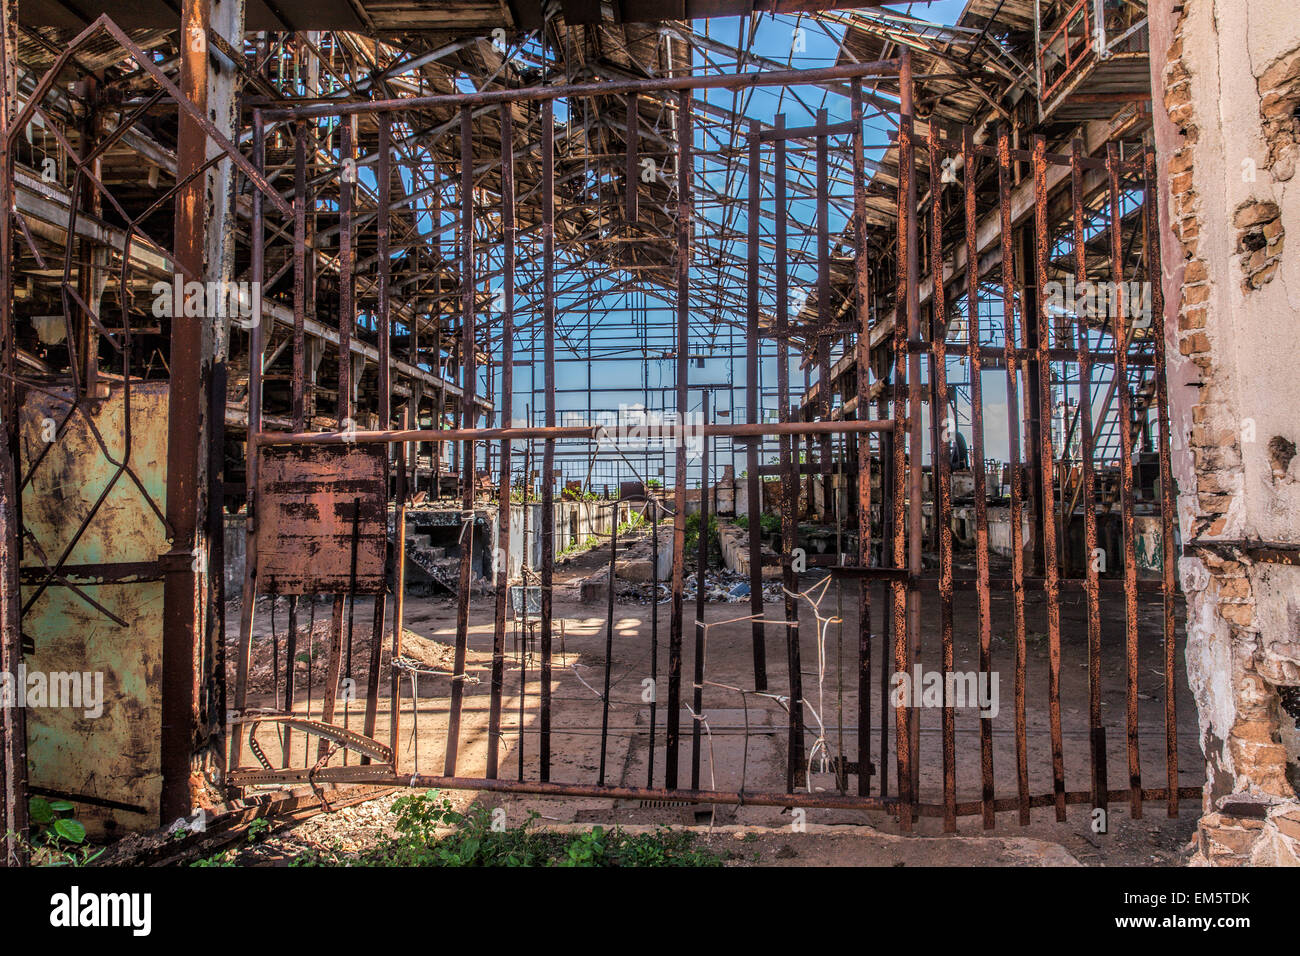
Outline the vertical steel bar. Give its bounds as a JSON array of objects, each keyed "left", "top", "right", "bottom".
[
  {"left": 487, "top": 102, "right": 515, "bottom": 779},
  {"left": 691, "top": 390, "right": 709, "bottom": 790},
  {"left": 665, "top": 89, "right": 692, "bottom": 788},
  {"left": 774, "top": 117, "right": 805, "bottom": 792},
  {"left": 928, "top": 123, "right": 957, "bottom": 833},
  {"left": 892, "top": 112, "right": 913, "bottom": 831},
  {"left": 1109, "top": 141, "right": 1142, "bottom": 819},
  {"left": 816, "top": 111, "right": 833, "bottom": 520},
  {"left": 746, "top": 120, "right": 768, "bottom": 692},
  {"left": 433, "top": 163, "right": 444, "bottom": 499},
  {"left": 851, "top": 79, "right": 873, "bottom": 797},
  {"left": 232, "top": 111, "right": 267, "bottom": 769},
  {"left": 647, "top": 496, "right": 660, "bottom": 787},
  {"left": 598, "top": 516, "right": 617, "bottom": 786},
  {"left": 4, "top": 4, "right": 34, "bottom": 850},
  {"left": 540, "top": 98, "right": 556, "bottom": 782},
  {"left": 390, "top": 406, "right": 409, "bottom": 768},
  {"left": 900, "top": 49, "right": 923, "bottom": 806},
  {"left": 292, "top": 121, "right": 307, "bottom": 431},
  {"left": 161, "top": 0, "right": 212, "bottom": 819},
  {"left": 1145, "top": 145, "right": 1178, "bottom": 817},
  {"left": 1033, "top": 135, "right": 1067, "bottom": 822},
  {"left": 1073, "top": 138, "right": 1106, "bottom": 814},
  {"left": 361, "top": 112, "right": 392, "bottom": 752},
  {"left": 318, "top": 128, "right": 348, "bottom": 754},
  {"left": 963, "top": 125, "right": 995, "bottom": 828},
  {"left": 998, "top": 128, "right": 1031, "bottom": 825},
  {"left": 445, "top": 107, "right": 476, "bottom": 775}
]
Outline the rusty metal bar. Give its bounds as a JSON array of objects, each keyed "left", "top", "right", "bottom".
[
  {"left": 816, "top": 110, "right": 833, "bottom": 521},
  {"left": 691, "top": 390, "right": 709, "bottom": 790},
  {"left": 0, "top": 0, "right": 28, "bottom": 859},
  {"left": 647, "top": 496, "right": 660, "bottom": 787},
  {"left": 998, "top": 127, "right": 1031, "bottom": 825},
  {"left": 540, "top": 97, "right": 555, "bottom": 783},
  {"left": 665, "top": 88, "right": 692, "bottom": 789},
  {"left": 774, "top": 116, "right": 805, "bottom": 793},
  {"left": 390, "top": 406, "right": 409, "bottom": 769},
  {"left": 444, "top": 107, "right": 476, "bottom": 776},
  {"left": 231, "top": 110, "right": 267, "bottom": 770},
  {"left": 291, "top": 122, "right": 307, "bottom": 431},
  {"left": 851, "top": 78, "right": 873, "bottom": 798},
  {"left": 361, "top": 113, "right": 393, "bottom": 755},
  {"left": 745, "top": 119, "right": 768, "bottom": 693},
  {"left": 1033, "top": 135, "right": 1067, "bottom": 822},
  {"left": 963, "top": 126, "right": 995, "bottom": 829},
  {"left": 487, "top": 102, "right": 515, "bottom": 779},
  {"left": 1073, "top": 137, "right": 1106, "bottom": 814},
  {"left": 160, "top": 0, "right": 211, "bottom": 822},
  {"left": 1109, "top": 141, "right": 1143, "bottom": 820},
  {"left": 892, "top": 118, "right": 912, "bottom": 830},
  {"left": 1145, "top": 145, "right": 1178, "bottom": 817},
  {"left": 927, "top": 123, "right": 957, "bottom": 833},
  {"left": 900, "top": 49, "right": 923, "bottom": 812},
  {"left": 598, "top": 514, "right": 618, "bottom": 787}
]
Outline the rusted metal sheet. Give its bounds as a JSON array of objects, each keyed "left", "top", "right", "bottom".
[
  {"left": 19, "top": 382, "right": 169, "bottom": 836},
  {"left": 254, "top": 445, "right": 387, "bottom": 595}
]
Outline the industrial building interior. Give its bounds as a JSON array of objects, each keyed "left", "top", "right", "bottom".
[{"left": 0, "top": 0, "right": 1296, "bottom": 869}]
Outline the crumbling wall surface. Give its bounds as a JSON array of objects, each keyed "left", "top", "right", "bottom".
[{"left": 1154, "top": 0, "right": 1300, "bottom": 865}]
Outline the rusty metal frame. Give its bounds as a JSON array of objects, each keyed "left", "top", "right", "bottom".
[
  {"left": 1, "top": 14, "right": 294, "bottom": 823},
  {"left": 0, "top": 25, "right": 1188, "bottom": 829}
]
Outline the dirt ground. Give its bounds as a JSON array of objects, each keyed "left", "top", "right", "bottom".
[{"left": 225, "top": 526, "right": 1201, "bottom": 866}]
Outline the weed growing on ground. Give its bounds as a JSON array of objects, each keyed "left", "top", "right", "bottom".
[{"left": 279, "top": 791, "right": 724, "bottom": 867}]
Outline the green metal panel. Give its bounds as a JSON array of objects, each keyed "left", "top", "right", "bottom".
[{"left": 19, "top": 382, "right": 169, "bottom": 836}]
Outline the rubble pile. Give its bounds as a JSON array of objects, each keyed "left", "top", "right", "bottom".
[{"left": 613, "top": 568, "right": 783, "bottom": 604}]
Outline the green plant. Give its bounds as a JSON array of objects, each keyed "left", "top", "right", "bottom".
[
  {"left": 20, "top": 797, "right": 102, "bottom": 866},
  {"left": 558, "top": 534, "right": 600, "bottom": 557},
  {"left": 191, "top": 849, "right": 238, "bottom": 867},
  {"left": 683, "top": 512, "right": 718, "bottom": 557},
  {"left": 246, "top": 817, "right": 273, "bottom": 843},
  {"left": 617, "top": 510, "right": 647, "bottom": 536},
  {"left": 288, "top": 790, "right": 724, "bottom": 868}
]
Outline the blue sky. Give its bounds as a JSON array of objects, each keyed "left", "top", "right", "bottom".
[{"left": 492, "top": 3, "right": 991, "bottom": 488}]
